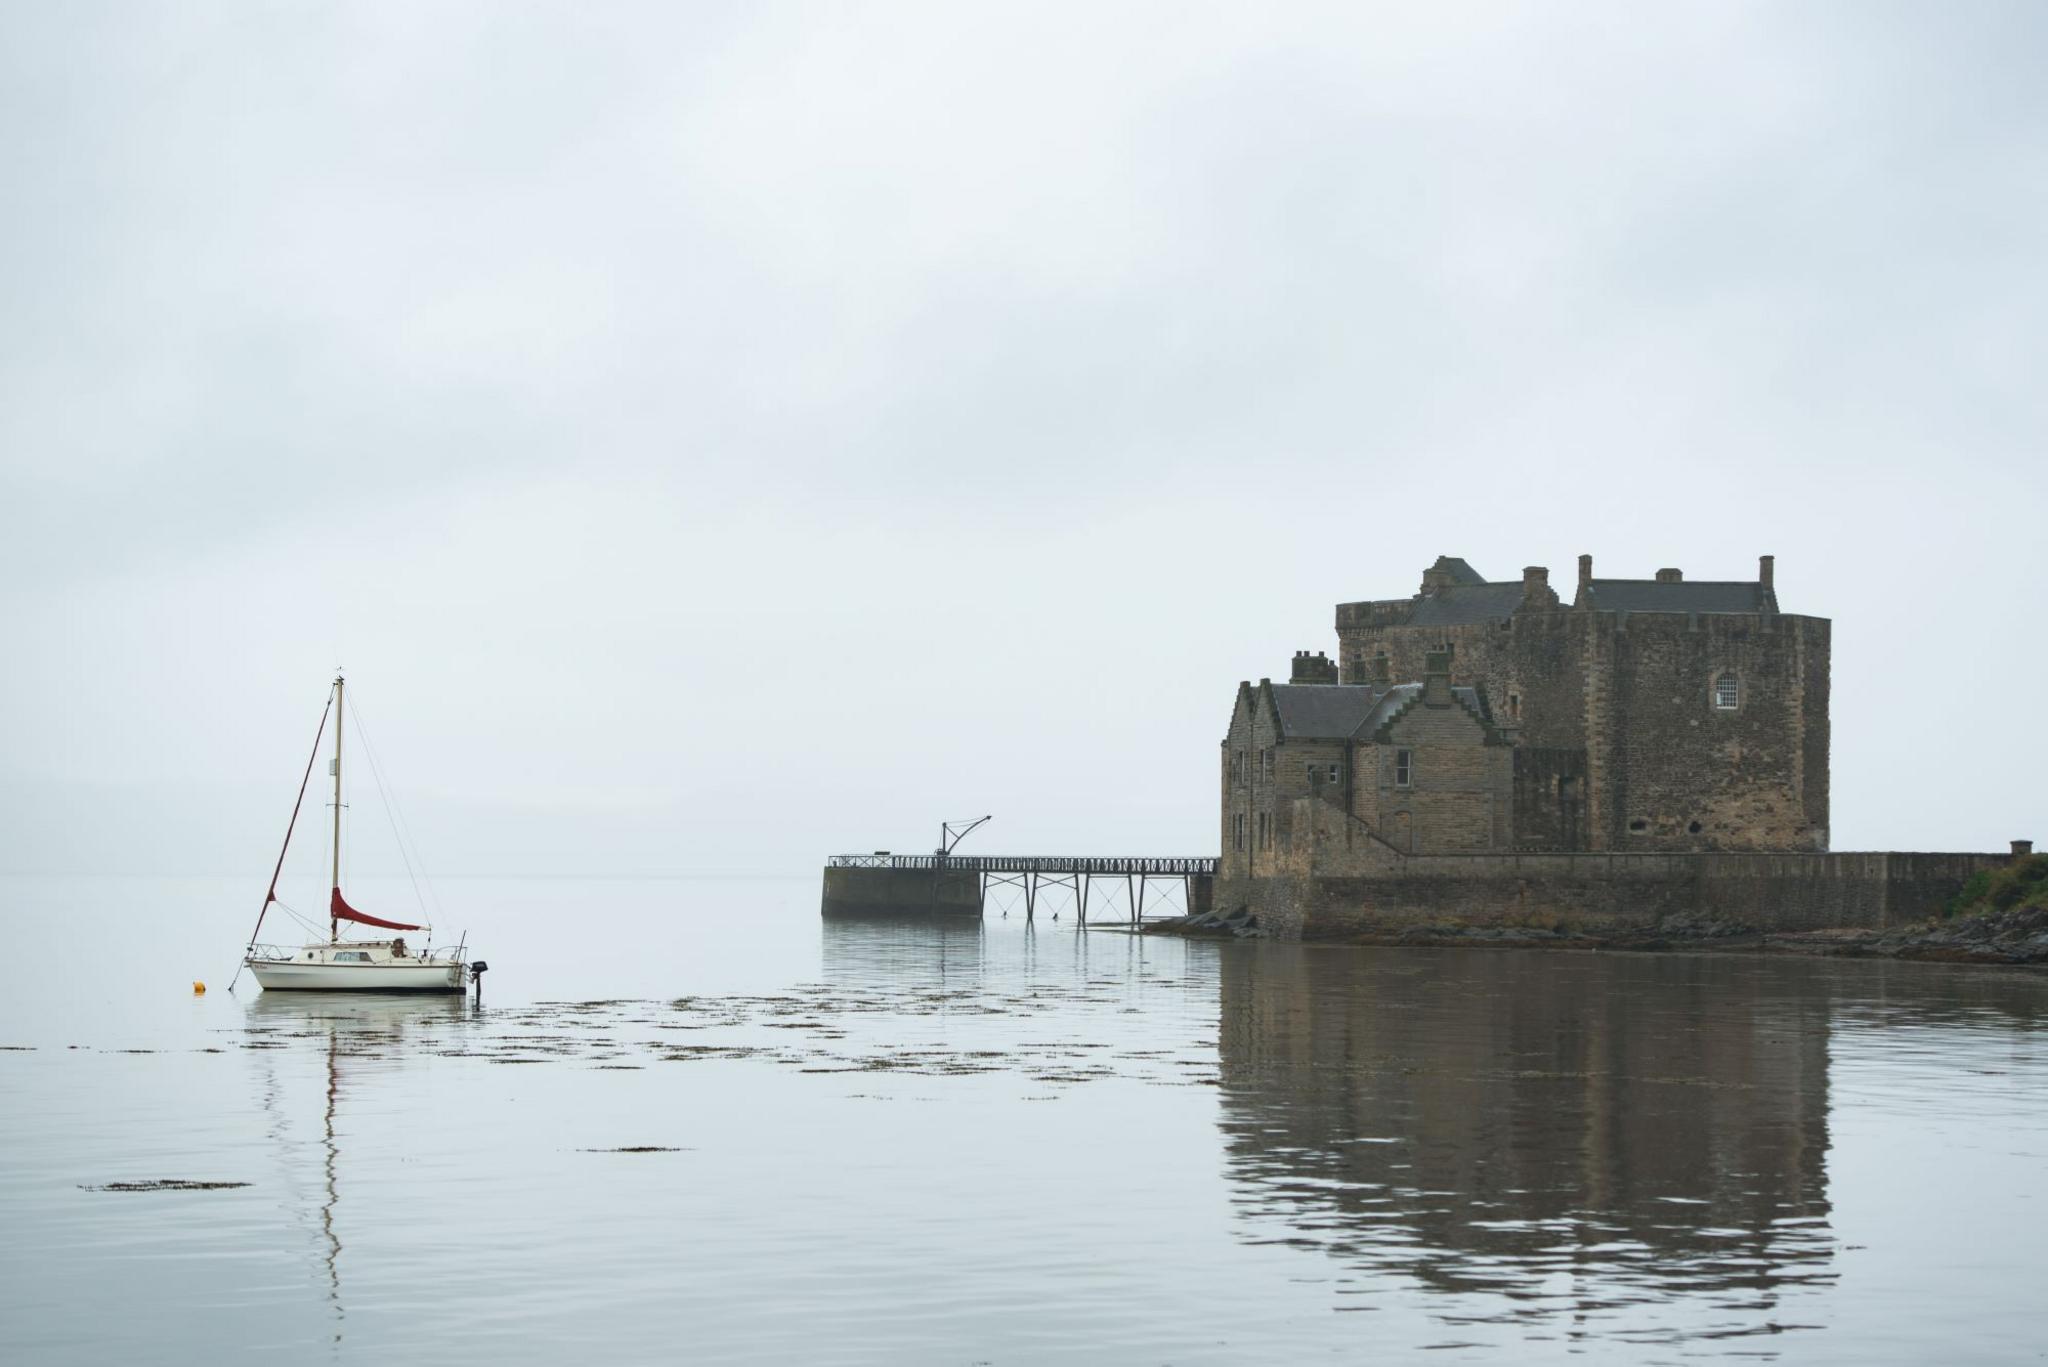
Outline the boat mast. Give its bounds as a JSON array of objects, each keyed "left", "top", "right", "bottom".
[{"left": 331, "top": 674, "right": 344, "bottom": 943}]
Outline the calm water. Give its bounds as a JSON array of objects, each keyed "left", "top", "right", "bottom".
[{"left": 3, "top": 875, "right": 2046, "bottom": 1364}]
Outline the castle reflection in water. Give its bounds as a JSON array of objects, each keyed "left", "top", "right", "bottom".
[{"left": 1216, "top": 947, "right": 1837, "bottom": 1326}]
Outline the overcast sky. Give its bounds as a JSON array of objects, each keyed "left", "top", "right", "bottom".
[{"left": 1, "top": 1, "right": 2042, "bottom": 879}]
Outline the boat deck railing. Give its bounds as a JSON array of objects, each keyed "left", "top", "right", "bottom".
[{"left": 244, "top": 942, "right": 467, "bottom": 963}]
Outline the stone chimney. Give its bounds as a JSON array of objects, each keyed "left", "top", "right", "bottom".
[
  {"left": 1759, "top": 554, "right": 1775, "bottom": 590},
  {"left": 1521, "top": 565, "right": 1557, "bottom": 607},
  {"left": 1289, "top": 650, "right": 1339, "bottom": 685},
  {"left": 1577, "top": 553, "right": 1593, "bottom": 595},
  {"left": 2015, "top": 839, "right": 2035, "bottom": 860},
  {"left": 1656, "top": 567, "right": 1683, "bottom": 583},
  {"left": 1371, "top": 651, "right": 1393, "bottom": 689},
  {"left": 1423, "top": 649, "right": 1453, "bottom": 706}
]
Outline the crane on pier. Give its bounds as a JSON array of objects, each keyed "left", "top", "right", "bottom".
[{"left": 936, "top": 815, "right": 992, "bottom": 859}]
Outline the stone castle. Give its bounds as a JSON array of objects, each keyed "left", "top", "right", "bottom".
[
  {"left": 1225, "top": 553, "right": 1826, "bottom": 864},
  {"left": 1218, "top": 555, "right": 2003, "bottom": 939}
]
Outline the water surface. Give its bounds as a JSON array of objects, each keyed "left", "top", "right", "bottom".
[{"left": 2, "top": 876, "right": 2043, "bottom": 1363}]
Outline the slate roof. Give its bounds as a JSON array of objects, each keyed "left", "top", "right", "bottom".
[
  {"left": 1356, "top": 683, "right": 1422, "bottom": 735},
  {"left": 1269, "top": 683, "right": 1490, "bottom": 740},
  {"left": 1576, "top": 579, "right": 1774, "bottom": 615},
  {"left": 1358, "top": 683, "right": 1489, "bottom": 734},
  {"left": 1408, "top": 581, "right": 1527, "bottom": 626},
  {"left": 1269, "top": 685, "right": 1382, "bottom": 739},
  {"left": 1430, "top": 556, "right": 1487, "bottom": 587}
]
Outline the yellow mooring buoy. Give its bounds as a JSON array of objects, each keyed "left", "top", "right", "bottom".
[{"left": 192, "top": 981, "right": 206, "bottom": 995}]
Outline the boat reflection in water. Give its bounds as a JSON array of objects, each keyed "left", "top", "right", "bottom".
[
  {"left": 1216, "top": 947, "right": 1835, "bottom": 1344},
  {"left": 245, "top": 992, "right": 474, "bottom": 1341}
]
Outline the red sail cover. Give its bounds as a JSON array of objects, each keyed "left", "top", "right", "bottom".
[{"left": 330, "top": 887, "right": 422, "bottom": 932}]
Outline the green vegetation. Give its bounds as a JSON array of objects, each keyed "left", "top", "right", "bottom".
[{"left": 1947, "top": 855, "right": 2048, "bottom": 918}]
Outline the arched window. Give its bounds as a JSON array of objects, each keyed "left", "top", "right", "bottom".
[{"left": 1714, "top": 672, "right": 1739, "bottom": 709}]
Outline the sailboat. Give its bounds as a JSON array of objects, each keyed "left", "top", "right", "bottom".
[{"left": 239, "top": 675, "right": 483, "bottom": 993}]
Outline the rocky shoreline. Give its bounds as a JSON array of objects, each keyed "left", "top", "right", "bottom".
[{"left": 1147, "top": 903, "right": 2048, "bottom": 966}]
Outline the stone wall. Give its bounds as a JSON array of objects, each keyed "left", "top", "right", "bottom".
[
  {"left": 1512, "top": 747, "right": 1586, "bottom": 851},
  {"left": 1362, "top": 696, "right": 1511, "bottom": 853},
  {"left": 1221, "top": 682, "right": 1283, "bottom": 881},
  {"left": 1214, "top": 871, "right": 1316, "bottom": 940},
  {"left": 1211, "top": 850, "right": 2014, "bottom": 941},
  {"left": 820, "top": 866, "right": 983, "bottom": 916},
  {"left": 1335, "top": 601, "right": 1588, "bottom": 755},
  {"left": 1222, "top": 681, "right": 1354, "bottom": 881},
  {"left": 1330, "top": 593, "right": 1829, "bottom": 854},
  {"left": 1597, "top": 612, "right": 1829, "bottom": 853}
]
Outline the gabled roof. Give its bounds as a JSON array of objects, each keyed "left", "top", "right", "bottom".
[
  {"left": 1269, "top": 685, "right": 1382, "bottom": 739},
  {"left": 1265, "top": 682, "right": 1494, "bottom": 742},
  {"left": 1359, "top": 683, "right": 1490, "bottom": 739},
  {"left": 1577, "top": 579, "right": 1775, "bottom": 615},
  {"left": 1409, "top": 581, "right": 1527, "bottom": 626},
  {"left": 1357, "top": 683, "right": 1422, "bottom": 734}
]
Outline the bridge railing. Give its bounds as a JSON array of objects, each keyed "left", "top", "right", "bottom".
[{"left": 827, "top": 854, "right": 1217, "bottom": 876}]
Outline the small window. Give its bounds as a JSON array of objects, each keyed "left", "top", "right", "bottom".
[
  {"left": 1233, "top": 814, "right": 1245, "bottom": 850},
  {"left": 1629, "top": 818, "right": 1648, "bottom": 833},
  {"left": 1327, "top": 763, "right": 1339, "bottom": 784},
  {"left": 1508, "top": 692, "right": 1522, "bottom": 721},
  {"left": 1394, "top": 749, "right": 1412, "bottom": 787},
  {"left": 1688, "top": 821, "right": 1703, "bottom": 834},
  {"left": 334, "top": 951, "right": 370, "bottom": 963},
  {"left": 1261, "top": 748, "right": 1275, "bottom": 781},
  {"left": 1714, "top": 673, "right": 1739, "bottom": 709}
]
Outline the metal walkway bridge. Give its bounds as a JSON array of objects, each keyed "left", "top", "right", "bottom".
[{"left": 825, "top": 853, "right": 1216, "bottom": 923}]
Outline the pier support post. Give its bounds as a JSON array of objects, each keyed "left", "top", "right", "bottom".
[{"left": 820, "top": 855, "right": 1216, "bottom": 921}]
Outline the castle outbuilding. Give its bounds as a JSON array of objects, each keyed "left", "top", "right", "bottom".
[{"left": 1227, "top": 650, "right": 1511, "bottom": 860}]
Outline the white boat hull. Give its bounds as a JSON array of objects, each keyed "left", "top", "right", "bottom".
[{"left": 248, "top": 958, "right": 467, "bottom": 993}]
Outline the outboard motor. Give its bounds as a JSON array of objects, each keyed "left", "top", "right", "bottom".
[{"left": 470, "top": 960, "right": 489, "bottom": 1000}]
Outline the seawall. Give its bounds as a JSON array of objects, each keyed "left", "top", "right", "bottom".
[
  {"left": 820, "top": 865, "right": 983, "bottom": 917},
  {"left": 1215, "top": 850, "right": 2014, "bottom": 941}
]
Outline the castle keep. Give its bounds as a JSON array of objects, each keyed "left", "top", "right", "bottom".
[
  {"left": 1220, "top": 555, "right": 2003, "bottom": 939},
  {"left": 1226, "top": 553, "right": 1825, "bottom": 865}
]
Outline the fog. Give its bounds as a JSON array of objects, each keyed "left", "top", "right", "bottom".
[{"left": 2, "top": 2, "right": 2041, "bottom": 876}]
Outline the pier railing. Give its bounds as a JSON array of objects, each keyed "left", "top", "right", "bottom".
[
  {"left": 824, "top": 852, "right": 1216, "bottom": 923},
  {"left": 827, "top": 853, "right": 1216, "bottom": 876}
]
